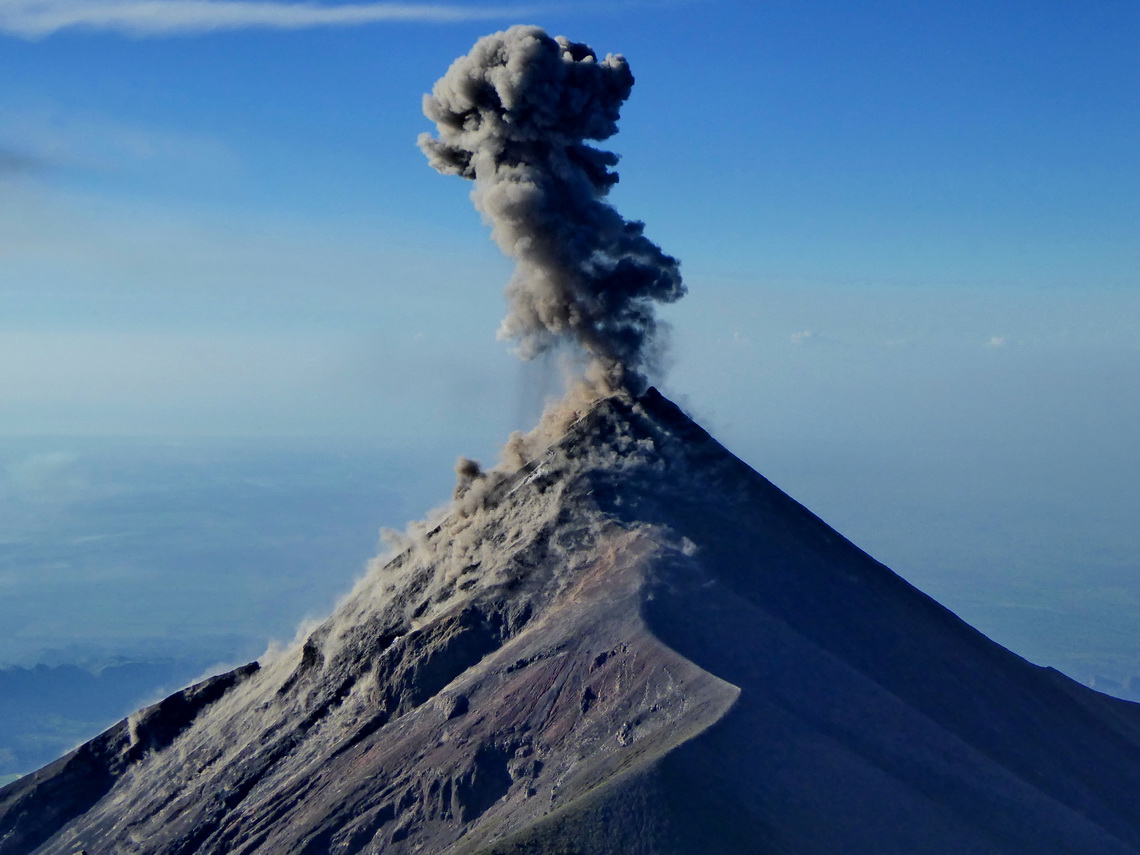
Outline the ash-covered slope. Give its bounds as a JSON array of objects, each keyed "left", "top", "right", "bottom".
[{"left": 3, "top": 389, "right": 1140, "bottom": 855}]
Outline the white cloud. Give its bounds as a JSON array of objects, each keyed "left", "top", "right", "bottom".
[
  {"left": 790, "top": 329, "right": 819, "bottom": 345},
  {"left": 986, "top": 336, "right": 1007, "bottom": 348},
  {"left": 0, "top": 0, "right": 535, "bottom": 39}
]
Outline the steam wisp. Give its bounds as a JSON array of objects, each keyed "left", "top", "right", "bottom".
[{"left": 418, "top": 25, "right": 684, "bottom": 395}]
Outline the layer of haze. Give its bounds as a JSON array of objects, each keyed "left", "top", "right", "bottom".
[{"left": 2, "top": 1, "right": 1138, "bottom": 705}]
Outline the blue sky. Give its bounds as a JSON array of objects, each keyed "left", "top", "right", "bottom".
[
  {"left": 0, "top": 0, "right": 1138, "bottom": 690},
  {"left": 2, "top": 0, "right": 1137, "bottom": 445}
]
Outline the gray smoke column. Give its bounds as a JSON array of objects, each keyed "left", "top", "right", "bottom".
[{"left": 418, "top": 25, "right": 684, "bottom": 395}]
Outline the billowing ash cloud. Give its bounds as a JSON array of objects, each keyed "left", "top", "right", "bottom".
[{"left": 418, "top": 25, "right": 684, "bottom": 394}]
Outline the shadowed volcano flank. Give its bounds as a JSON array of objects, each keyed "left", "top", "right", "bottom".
[{"left": 3, "top": 389, "right": 1140, "bottom": 855}]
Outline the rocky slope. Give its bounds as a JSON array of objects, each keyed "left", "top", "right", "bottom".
[{"left": 3, "top": 389, "right": 1140, "bottom": 854}]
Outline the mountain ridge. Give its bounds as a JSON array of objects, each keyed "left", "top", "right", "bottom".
[{"left": 2, "top": 388, "right": 1139, "bottom": 854}]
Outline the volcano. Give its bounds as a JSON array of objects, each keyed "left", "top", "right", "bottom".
[{"left": 3, "top": 389, "right": 1140, "bottom": 854}]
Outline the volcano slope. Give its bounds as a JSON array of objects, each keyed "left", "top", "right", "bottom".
[{"left": 3, "top": 389, "right": 1140, "bottom": 855}]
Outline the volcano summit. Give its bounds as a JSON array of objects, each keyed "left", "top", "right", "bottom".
[{"left": 3, "top": 388, "right": 1140, "bottom": 854}]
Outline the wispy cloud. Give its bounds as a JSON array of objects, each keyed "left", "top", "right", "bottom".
[
  {"left": 1, "top": 107, "right": 235, "bottom": 180},
  {"left": 0, "top": 0, "right": 535, "bottom": 39},
  {"left": 0, "top": 147, "right": 49, "bottom": 176},
  {"left": 790, "top": 329, "right": 822, "bottom": 346}
]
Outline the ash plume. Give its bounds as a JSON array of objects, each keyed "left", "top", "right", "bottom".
[{"left": 418, "top": 25, "right": 685, "bottom": 396}]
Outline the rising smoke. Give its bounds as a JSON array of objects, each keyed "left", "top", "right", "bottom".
[{"left": 418, "top": 25, "right": 685, "bottom": 396}]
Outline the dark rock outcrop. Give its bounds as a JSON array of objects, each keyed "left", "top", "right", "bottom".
[{"left": 0, "top": 663, "right": 258, "bottom": 855}]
